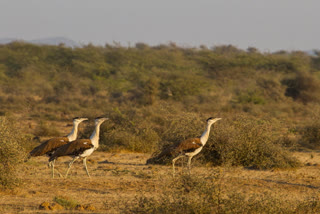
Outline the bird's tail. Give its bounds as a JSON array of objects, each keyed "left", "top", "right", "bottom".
[
  {"left": 48, "top": 155, "right": 55, "bottom": 163},
  {"left": 146, "top": 146, "right": 176, "bottom": 165},
  {"left": 24, "top": 153, "right": 32, "bottom": 162},
  {"left": 28, "top": 148, "right": 41, "bottom": 158}
]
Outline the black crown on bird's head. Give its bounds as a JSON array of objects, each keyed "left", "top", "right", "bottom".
[
  {"left": 206, "top": 117, "right": 222, "bottom": 123},
  {"left": 206, "top": 117, "right": 214, "bottom": 122},
  {"left": 95, "top": 116, "right": 108, "bottom": 119},
  {"left": 95, "top": 116, "right": 109, "bottom": 122},
  {"left": 73, "top": 117, "right": 88, "bottom": 121}
]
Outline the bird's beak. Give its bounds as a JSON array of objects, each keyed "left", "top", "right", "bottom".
[{"left": 82, "top": 118, "right": 89, "bottom": 122}]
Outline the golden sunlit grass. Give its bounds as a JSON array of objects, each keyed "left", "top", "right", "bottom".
[{"left": 1, "top": 151, "right": 320, "bottom": 213}]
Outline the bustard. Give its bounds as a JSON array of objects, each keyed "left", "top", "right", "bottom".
[
  {"left": 28, "top": 117, "right": 88, "bottom": 178},
  {"left": 149, "top": 117, "right": 221, "bottom": 175},
  {"left": 49, "top": 117, "right": 108, "bottom": 178}
]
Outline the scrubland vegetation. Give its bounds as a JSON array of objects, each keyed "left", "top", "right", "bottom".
[
  {"left": 0, "top": 117, "right": 27, "bottom": 188},
  {"left": 1, "top": 42, "right": 320, "bottom": 213}
]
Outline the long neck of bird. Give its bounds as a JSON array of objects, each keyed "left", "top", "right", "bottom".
[
  {"left": 200, "top": 122, "right": 213, "bottom": 145},
  {"left": 90, "top": 122, "right": 102, "bottom": 148},
  {"left": 67, "top": 122, "right": 80, "bottom": 141}
]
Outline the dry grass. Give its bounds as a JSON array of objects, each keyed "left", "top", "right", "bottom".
[{"left": 1, "top": 151, "right": 320, "bottom": 213}]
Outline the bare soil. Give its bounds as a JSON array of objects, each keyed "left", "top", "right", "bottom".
[{"left": 1, "top": 151, "right": 320, "bottom": 213}]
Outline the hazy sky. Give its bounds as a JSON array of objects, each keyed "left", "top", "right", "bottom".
[{"left": 0, "top": 0, "right": 319, "bottom": 51}]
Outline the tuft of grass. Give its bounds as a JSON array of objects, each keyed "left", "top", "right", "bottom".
[
  {"left": 53, "top": 195, "right": 79, "bottom": 210},
  {"left": 131, "top": 170, "right": 152, "bottom": 179}
]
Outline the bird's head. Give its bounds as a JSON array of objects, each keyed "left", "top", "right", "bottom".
[
  {"left": 206, "top": 117, "right": 222, "bottom": 125},
  {"left": 73, "top": 117, "right": 89, "bottom": 124},
  {"left": 95, "top": 117, "right": 109, "bottom": 125}
]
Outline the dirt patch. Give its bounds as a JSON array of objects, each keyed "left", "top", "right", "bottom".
[{"left": 1, "top": 151, "right": 320, "bottom": 213}]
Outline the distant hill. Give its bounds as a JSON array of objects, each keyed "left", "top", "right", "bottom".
[{"left": 0, "top": 37, "right": 79, "bottom": 48}]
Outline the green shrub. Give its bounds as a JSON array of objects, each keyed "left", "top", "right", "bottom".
[
  {"left": 34, "top": 120, "right": 61, "bottom": 137},
  {"left": 160, "top": 77, "right": 203, "bottom": 100},
  {"left": 234, "top": 90, "right": 266, "bottom": 105},
  {"left": 298, "top": 121, "right": 320, "bottom": 149},
  {"left": 0, "top": 117, "right": 27, "bottom": 189},
  {"left": 203, "top": 115, "right": 300, "bottom": 169},
  {"left": 146, "top": 111, "right": 205, "bottom": 164},
  {"left": 88, "top": 107, "right": 161, "bottom": 153},
  {"left": 282, "top": 71, "right": 320, "bottom": 104},
  {"left": 256, "top": 76, "right": 286, "bottom": 102},
  {"left": 53, "top": 195, "right": 79, "bottom": 210},
  {"left": 97, "top": 104, "right": 208, "bottom": 154},
  {"left": 121, "top": 173, "right": 221, "bottom": 214},
  {"left": 148, "top": 114, "right": 299, "bottom": 169}
]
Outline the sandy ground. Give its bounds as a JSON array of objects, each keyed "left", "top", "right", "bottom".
[{"left": 1, "top": 151, "right": 320, "bottom": 213}]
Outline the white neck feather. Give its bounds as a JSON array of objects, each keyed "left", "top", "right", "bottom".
[
  {"left": 66, "top": 122, "right": 80, "bottom": 141},
  {"left": 200, "top": 122, "right": 214, "bottom": 145},
  {"left": 90, "top": 122, "right": 103, "bottom": 149}
]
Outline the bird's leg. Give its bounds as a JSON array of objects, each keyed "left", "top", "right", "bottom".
[
  {"left": 187, "top": 156, "right": 193, "bottom": 175},
  {"left": 56, "top": 169, "right": 63, "bottom": 178},
  {"left": 83, "top": 157, "right": 91, "bottom": 178},
  {"left": 181, "top": 157, "right": 184, "bottom": 171},
  {"left": 172, "top": 158, "right": 176, "bottom": 177},
  {"left": 48, "top": 161, "right": 55, "bottom": 178},
  {"left": 65, "top": 157, "right": 77, "bottom": 178},
  {"left": 52, "top": 161, "right": 56, "bottom": 179},
  {"left": 51, "top": 159, "right": 63, "bottom": 178},
  {"left": 172, "top": 155, "right": 183, "bottom": 177}
]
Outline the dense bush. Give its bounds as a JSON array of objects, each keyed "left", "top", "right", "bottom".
[
  {"left": 97, "top": 104, "right": 206, "bottom": 153},
  {"left": 204, "top": 115, "right": 300, "bottom": 169},
  {"left": 0, "top": 117, "right": 27, "bottom": 189},
  {"left": 282, "top": 71, "right": 320, "bottom": 104},
  {"left": 34, "top": 120, "right": 61, "bottom": 137},
  {"left": 297, "top": 121, "right": 320, "bottom": 149},
  {"left": 122, "top": 173, "right": 221, "bottom": 214},
  {"left": 147, "top": 114, "right": 299, "bottom": 169}
]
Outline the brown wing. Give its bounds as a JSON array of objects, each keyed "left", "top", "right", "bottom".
[
  {"left": 175, "top": 138, "right": 202, "bottom": 153},
  {"left": 29, "top": 137, "right": 69, "bottom": 157},
  {"left": 49, "top": 139, "right": 94, "bottom": 161},
  {"left": 146, "top": 138, "right": 203, "bottom": 164}
]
